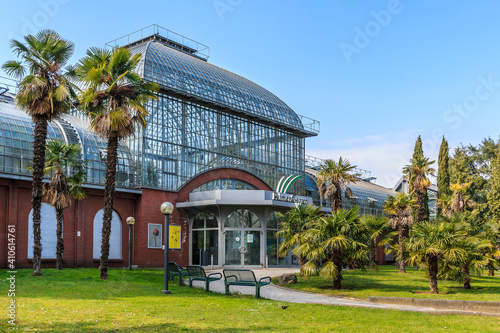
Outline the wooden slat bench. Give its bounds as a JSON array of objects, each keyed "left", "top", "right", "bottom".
[
  {"left": 186, "top": 265, "right": 222, "bottom": 292},
  {"left": 168, "top": 262, "right": 188, "bottom": 286},
  {"left": 223, "top": 269, "right": 271, "bottom": 298}
]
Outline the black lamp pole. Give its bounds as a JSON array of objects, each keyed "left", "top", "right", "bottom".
[
  {"left": 160, "top": 202, "right": 174, "bottom": 294},
  {"left": 126, "top": 217, "right": 135, "bottom": 271}
]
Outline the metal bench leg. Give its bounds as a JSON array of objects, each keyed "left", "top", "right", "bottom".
[
  {"left": 189, "top": 279, "right": 193, "bottom": 288},
  {"left": 225, "top": 282, "right": 229, "bottom": 295},
  {"left": 256, "top": 285, "right": 260, "bottom": 298},
  {"left": 178, "top": 275, "right": 182, "bottom": 286},
  {"left": 205, "top": 280, "right": 210, "bottom": 292}
]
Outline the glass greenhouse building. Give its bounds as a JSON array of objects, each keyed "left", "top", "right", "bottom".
[{"left": 0, "top": 25, "right": 396, "bottom": 269}]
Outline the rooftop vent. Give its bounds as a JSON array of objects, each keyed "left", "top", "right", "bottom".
[{"left": 105, "top": 24, "right": 210, "bottom": 61}]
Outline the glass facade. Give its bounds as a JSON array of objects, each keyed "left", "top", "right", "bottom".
[
  {"left": 127, "top": 92, "right": 306, "bottom": 192},
  {"left": 192, "top": 178, "right": 257, "bottom": 192}
]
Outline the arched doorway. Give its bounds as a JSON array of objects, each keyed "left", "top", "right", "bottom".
[
  {"left": 224, "top": 209, "right": 261, "bottom": 266},
  {"left": 93, "top": 209, "right": 122, "bottom": 259},
  {"left": 28, "top": 203, "right": 58, "bottom": 259}
]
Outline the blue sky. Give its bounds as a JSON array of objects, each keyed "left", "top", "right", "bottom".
[{"left": 1, "top": 0, "right": 500, "bottom": 187}]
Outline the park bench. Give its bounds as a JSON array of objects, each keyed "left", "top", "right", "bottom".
[
  {"left": 168, "top": 262, "right": 189, "bottom": 286},
  {"left": 223, "top": 269, "right": 271, "bottom": 298},
  {"left": 186, "top": 265, "right": 222, "bottom": 292}
]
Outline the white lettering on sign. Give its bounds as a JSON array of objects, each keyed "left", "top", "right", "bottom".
[{"left": 273, "top": 192, "right": 310, "bottom": 205}]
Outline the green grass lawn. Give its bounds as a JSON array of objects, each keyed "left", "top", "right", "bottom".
[
  {"left": 272, "top": 265, "right": 500, "bottom": 302},
  {"left": 0, "top": 267, "right": 499, "bottom": 332}
]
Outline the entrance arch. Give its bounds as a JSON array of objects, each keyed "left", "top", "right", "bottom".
[{"left": 224, "top": 209, "right": 262, "bottom": 266}]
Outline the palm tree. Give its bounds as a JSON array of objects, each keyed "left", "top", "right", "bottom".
[
  {"left": 317, "top": 157, "right": 357, "bottom": 212},
  {"left": 406, "top": 220, "right": 466, "bottom": 294},
  {"left": 482, "top": 221, "right": 500, "bottom": 276},
  {"left": 384, "top": 193, "right": 415, "bottom": 273},
  {"left": 2, "top": 30, "right": 76, "bottom": 276},
  {"left": 403, "top": 156, "right": 436, "bottom": 223},
  {"left": 76, "top": 47, "right": 159, "bottom": 279},
  {"left": 43, "top": 139, "right": 86, "bottom": 270},
  {"left": 276, "top": 204, "right": 322, "bottom": 275},
  {"left": 296, "top": 207, "right": 369, "bottom": 289},
  {"left": 359, "top": 214, "right": 391, "bottom": 268}
]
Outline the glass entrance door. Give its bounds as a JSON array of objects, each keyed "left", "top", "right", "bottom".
[
  {"left": 243, "top": 230, "right": 260, "bottom": 265},
  {"left": 224, "top": 230, "right": 261, "bottom": 266}
]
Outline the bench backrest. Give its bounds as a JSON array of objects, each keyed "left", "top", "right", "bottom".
[
  {"left": 186, "top": 265, "right": 206, "bottom": 278},
  {"left": 168, "top": 262, "right": 182, "bottom": 273},
  {"left": 223, "top": 269, "right": 256, "bottom": 282}
]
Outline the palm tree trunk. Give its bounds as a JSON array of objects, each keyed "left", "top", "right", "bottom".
[
  {"left": 370, "top": 241, "right": 377, "bottom": 268},
  {"left": 332, "top": 249, "right": 343, "bottom": 289},
  {"left": 55, "top": 207, "right": 64, "bottom": 270},
  {"left": 416, "top": 192, "right": 424, "bottom": 223},
  {"left": 99, "top": 135, "right": 119, "bottom": 280},
  {"left": 31, "top": 114, "right": 48, "bottom": 276},
  {"left": 398, "top": 226, "right": 406, "bottom": 273},
  {"left": 462, "top": 264, "right": 471, "bottom": 289},
  {"left": 428, "top": 255, "right": 439, "bottom": 294},
  {"left": 488, "top": 268, "right": 495, "bottom": 277},
  {"left": 298, "top": 256, "right": 306, "bottom": 277}
]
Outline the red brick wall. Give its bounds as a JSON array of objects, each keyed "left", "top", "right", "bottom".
[{"left": 0, "top": 168, "right": 272, "bottom": 269}]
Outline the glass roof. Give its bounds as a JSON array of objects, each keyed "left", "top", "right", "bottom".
[
  {"left": 0, "top": 101, "right": 134, "bottom": 188},
  {"left": 130, "top": 41, "right": 307, "bottom": 134}
]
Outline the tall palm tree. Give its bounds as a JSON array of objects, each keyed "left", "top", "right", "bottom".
[
  {"left": 317, "top": 157, "right": 357, "bottom": 212},
  {"left": 403, "top": 156, "right": 436, "bottom": 223},
  {"left": 384, "top": 193, "right": 415, "bottom": 273},
  {"left": 43, "top": 139, "right": 86, "bottom": 270},
  {"left": 406, "top": 220, "right": 466, "bottom": 294},
  {"left": 276, "top": 204, "right": 322, "bottom": 275},
  {"left": 296, "top": 207, "right": 369, "bottom": 289},
  {"left": 2, "top": 30, "right": 76, "bottom": 276},
  {"left": 76, "top": 47, "right": 159, "bottom": 279}
]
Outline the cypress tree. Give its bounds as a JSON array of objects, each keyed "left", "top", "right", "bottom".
[
  {"left": 437, "top": 137, "right": 451, "bottom": 214},
  {"left": 410, "top": 136, "right": 430, "bottom": 220}
]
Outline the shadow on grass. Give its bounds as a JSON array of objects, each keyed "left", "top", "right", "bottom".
[
  {"left": 10, "top": 321, "right": 278, "bottom": 332},
  {"left": 1, "top": 268, "right": 227, "bottom": 300}
]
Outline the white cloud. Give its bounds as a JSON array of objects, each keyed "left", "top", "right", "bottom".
[{"left": 307, "top": 134, "right": 417, "bottom": 188}]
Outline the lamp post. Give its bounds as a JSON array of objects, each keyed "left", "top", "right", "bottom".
[
  {"left": 160, "top": 202, "right": 174, "bottom": 294},
  {"left": 126, "top": 216, "right": 135, "bottom": 271}
]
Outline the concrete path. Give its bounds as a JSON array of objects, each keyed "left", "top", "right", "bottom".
[{"left": 187, "top": 268, "right": 498, "bottom": 316}]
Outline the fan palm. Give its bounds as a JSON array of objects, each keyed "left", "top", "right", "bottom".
[
  {"left": 317, "top": 157, "right": 357, "bottom": 212},
  {"left": 384, "top": 193, "right": 415, "bottom": 273},
  {"left": 76, "top": 47, "right": 159, "bottom": 279},
  {"left": 403, "top": 156, "right": 436, "bottom": 223},
  {"left": 296, "top": 207, "right": 369, "bottom": 289},
  {"left": 276, "top": 204, "right": 322, "bottom": 275},
  {"left": 2, "top": 30, "right": 76, "bottom": 276},
  {"left": 43, "top": 139, "right": 86, "bottom": 270},
  {"left": 406, "top": 220, "right": 466, "bottom": 294}
]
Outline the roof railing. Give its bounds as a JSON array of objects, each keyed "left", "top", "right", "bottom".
[
  {"left": 297, "top": 114, "right": 320, "bottom": 135},
  {"left": 105, "top": 24, "right": 210, "bottom": 61},
  {"left": 305, "top": 154, "right": 373, "bottom": 181}
]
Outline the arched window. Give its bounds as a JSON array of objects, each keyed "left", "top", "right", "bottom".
[
  {"left": 225, "top": 209, "right": 260, "bottom": 228},
  {"left": 93, "top": 209, "right": 122, "bottom": 259},
  {"left": 192, "top": 178, "right": 258, "bottom": 192},
  {"left": 28, "top": 203, "right": 58, "bottom": 259}
]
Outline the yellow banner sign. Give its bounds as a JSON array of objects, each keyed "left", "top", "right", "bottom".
[{"left": 169, "top": 225, "right": 181, "bottom": 249}]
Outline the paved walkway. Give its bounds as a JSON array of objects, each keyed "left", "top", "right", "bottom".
[{"left": 188, "top": 268, "right": 497, "bottom": 316}]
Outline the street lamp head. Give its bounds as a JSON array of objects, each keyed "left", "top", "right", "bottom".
[
  {"left": 126, "top": 216, "right": 136, "bottom": 225},
  {"left": 160, "top": 202, "right": 174, "bottom": 215}
]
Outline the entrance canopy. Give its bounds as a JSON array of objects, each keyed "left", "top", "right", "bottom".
[{"left": 177, "top": 190, "right": 330, "bottom": 212}]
